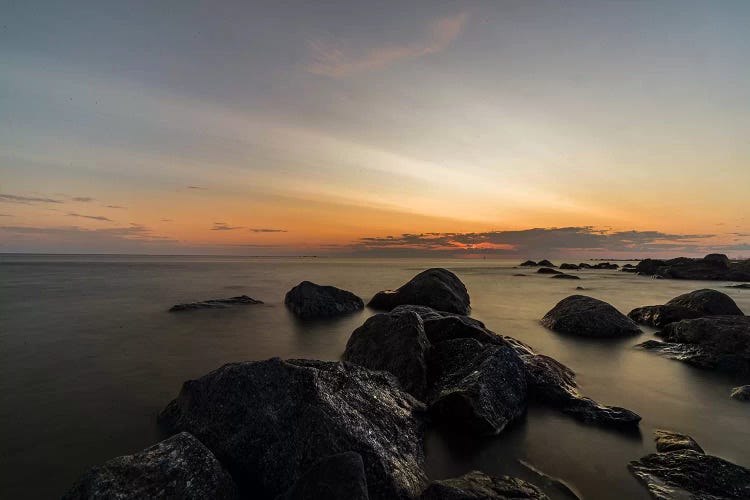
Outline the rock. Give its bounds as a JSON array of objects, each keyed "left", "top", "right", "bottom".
[
  {"left": 159, "top": 358, "right": 427, "bottom": 499},
  {"left": 520, "top": 260, "right": 538, "bottom": 267},
  {"left": 343, "top": 310, "right": 431, "bottom": 399},
  {"left": 623, "top": 264, "right": 636, "bottom": 268},
  {"left": 666, "top": 288, "right": 744, "bottom": 316},
  {"left": 284, "top": 281, "right": 364, "bottom": 318},
  {"left": 575, "top": 286, "right": 585, "bottom": 290},
  {"left": 541, "top": 295, "right": 641, "bottom": 338},
  {"left": 392, "top": 305, "right": 507, "bottom": 347},
  {"left": 592, "top": 262, "right": 619, "bottom": 270},
  {"left": 621, "top": 267, "right": 638, "bottom": 273},
  {"left": 169, "top": 295, "right": 263, "bottom": 311},
  {"left": 578, "top": 263, "right": 593, "bottom": 269},
  {"left": 635, "top": 255, "right": 750, "bottom": 281},
  {"left": 428, "top": 338, "right": 527, "bottom": 436},
  {"left": 654, "top": 430, "right": 704, "bottom": 453},
  {"left": 637, "top": 316, "right": 750, "bottom": 375},
  {"left": 521, "top": 354, "right": 641, "bottom": 427},
  {"left": 368, "top": 268, "right": 471, "bottom": 315},
  {"left": 728, "top": 284, "right": 750, "bottom": 289},
  {"left": 513, "top": 273, "right": 527, "bottom": 276},
  {"left": 551, "top": 274, "right": 580, "bottom": 280},
  {"left": 559, "top": 263, "right": 579, "bottom": 270},
  {"left": 730, "top": 385, "right": 750, "bottom": 401},
  {"left": 628, "top": 305, "right": 702, "bottom": 327},
  {"left": 420, "top": 471, "right": 548, "bottom": 500},
  {"left": 276, "top": 452, "right": 369, "bottom": 500},
  {"left": 537, "top": 267, "right": 562, "bottom": 275},
  {"left": 63, "top": 432, "right": 239, "bottom": 500},
  {"left": 538, "top": 260, "right": 555, "bottom": 267},
  {"left": 629, "top": 432, "right": 750, "bottom": 500}
]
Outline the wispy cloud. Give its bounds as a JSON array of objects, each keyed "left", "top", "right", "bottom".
[
  {"left": 211, "top": 222, "right": 242, "bottom": 231},
  {"left": 0, "top": 193, "right": 63, "bottom": 204},
  {"left": 0, "top": 224, "right": 177, "bottom": 253},
  {"left": 105, "top": 205, "right": 126, "bottom": 209},
  {"left": 67, "top": 213, "right": 113, "bottom": 222},
  {"left": 0, "top": 213, "right": 13, "bottom": 217},
  {"left": 187, "top": 186, "right": 206, "bottom": 190},
  {"left": 248, "top": 228, "right": 287, "bottom": 233},
  {"left": 307, "top": 12, "right": 470, "bottom": 77},
  {"left": 72, "top": 196, "right": 94, "bottom": 202}
]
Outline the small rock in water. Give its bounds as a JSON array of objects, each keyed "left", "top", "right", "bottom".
[
  {"left": 169, "top": 295, "right": 262, "bottom": 311},
  {"left": 368, "top": 268, "right": 471, "bottom": 315},
  {"left": 541, "top": 295, "right": 641, "bottom": 338},
  {"left": 665, "top": 288, "right": 744, "bottom": 316},
  {"left": 284, "top": 281, "right": 364, "bottom": 318},
  {"left": 559, "top": 263, "right": 580, "bottom": 270},
  {"left": 551, "top": 273, "right": 580, "bottom": 280},
  {"left": 520, "top": 260, "right": 538, "bottom": 267},
  {"left": 420, "top": 470, "right": 548, "bottom": 500},
  {"left": 727, "top": 283, "right": 750, "bottom": 289},
  {"left": 654, "top": 429, "right": 704, "bottom": 453},
  {"left": 730, "top": 385, "right": 750, "bottom": 401},
  {"left": 538, "top": 259, "right": 555, "bottom": 267},
  {"left": 537, "top": 267, "right": 562, "bottom": 275}
]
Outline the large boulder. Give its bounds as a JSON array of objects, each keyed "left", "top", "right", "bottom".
[
  {"left": 637, "top": 316, "right": 750, "bottom": 375},
  {"left": 420, "top": 471, "right": 548, "bottom": 500},
  {"left": 63, "top": 432, "right": 239, "bottom": 500},
  {"left": 343, "top": 310, "right": 431, "bottom": 399},
  {"left": 169, "top": 295, "right": 263, "bottom": 311},
  {"left": 277, "top": 452, "right": 369, "bottom": 500},
  {"left": 159, "top": 358, "right": 427, "bottom": 500},
  {"left": 284, "top": 281, "right": 364, "bottom": 318},
  {"left": 628, "top": 305, "right": 702, "bottom": 327},
  {"left": 368, "top": 269, "right": 470, "bottom": 315},
  {"left": 635, "top": 255, "right": 750, "bottom": 281},
  {"left": 666, "top": 289, "right": 744, "bottom": 316},
  {"left": 629, "top": 432, "right": 750, "bottom": 499},
  {"left": 428, "top": 338, "right": 527, "bottom": 436},
  {"left": 541, "top": 295, "right": 641, "bottom": 338}
]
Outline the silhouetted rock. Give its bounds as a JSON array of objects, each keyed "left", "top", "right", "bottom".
[
  {"left": 537, "top": 267, "right": 562, "bottom": 275},
  {"left": 629, "top": 432, "right": 750, "bottom": 500},
  {"left": 277, "top": 452, "right": 369, "bottom": 500},
  {"left": 520, "top": 260, "right": 538, "bottom": 267},
  {"left": 343, "top": 310, "right": 431, "bottom": 399},
  {"left": 541, "top": 295, "right": 641, "bottom": 338},
  {"left": 420, "top": 471, "right": 548, "bottom": 500},
  {"left": 428, "top": 338, "right": 527, "bottom": 436},
  {"left": 592, "top": 262, "right": 618, "bottom": 270},
  {"left": 559, "top": 263, "right": 579, "bottom": 270},
  {"left": 551, "top": 273, "right": 580, "bottom": 280},
  {"left": 637, "top": 316, "right": 750, "bottom": 375},
  {"left": 284, "top": 281, "right": 363, "bottom": 318},
  {"left": 169, "top": 295, "right": 262, "bottom": 311},
  {"left": 666, "top": 288, "right": 744, "bottom": 316},
  {"left": 578, "top": 263, "right": 593, "bottom": 269},
  {"left": 159, "top": 358, "right": 427, "bottom": 499},
  {"left": 635, "top": 254, "right": 750, "bottom": 281},
  {"left": 654, "top": 430, "right": 704, "bottom": 453},
  {"left": 63, "top": 432, "right": 239, "bottom": 500},
  {"left": 704, "top": 253, "right": 730, "bottom": 267},
  {"left": 628, "top": 305, "right": 702, "bottom": 327},
  {"left": 368, "top": 268, "right": 470, "bottom": 315},
  {"left": 538, "top": 260, "right": 555, "bottom": 267},
  {"left": 731, "top": 385, "right": 750, "bottom": 401}
]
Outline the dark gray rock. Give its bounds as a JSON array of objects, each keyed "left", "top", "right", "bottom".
[
  {"left": 551, "top": 273, "right": 580, "bottom": 280},
  {"left": 169, "top": 295, "right": 262, "bottom": 311},
  {"left": 629, "top": 432, "right": 750, "bottom": 500},
  {"left": 428, "top": 338, "right": 527, "bottom": 436},
  {"left": 284, "top": 281, "right": 364, "bottom": 318},
  {"left": 343, "top": 310, "right": 431, "bottom": 399},
  {"left": 704, "top": 253, "right": 730, "bottom": 267},
  {"left": 538, "top": 260, "right": 555, "bottom": 267},
  {"left": 559, "top": 263, "right": 580, "bottom": 270},
  {"left": 592, "top": 262, "right": 619, "bottom": 270},
  {"left": 628, "top": 305, "right": 702, "bottom": 327},
  {"left": 368, "top": 268, "right": 470, "bottom": 315},
  {"left": 654, "top": 430, "right": 704, "bottom": 453},
  {"left": 730, "top": 385, "right": 750, "bottom": 401},
  {"left": 159, "top": 358, "right": 427, "bottom": 500},
  {"left": 276, "top": 452, "right": 369, "bottom": 500},
  {"left": 578, "top": 263, "right": 593, "bottom": 269},
  {"left": 520, "top": 260, "right": 538, "bottom": 267},
  {"left": 728, "top": 284, "right": 750, "bottom": 289},
  {"left": 666, "top": 289, "right": 744, "bottom": 316},
  {"left": 635, "top": 255, "right": 750, "bottom": 281},
  {"left": 537, "top": 267, "right": 562, "bottom": 275},
  {"left": 63, "top": 432, "right": 239, "bottom": 500},
  {"left": 541, "top": 295, "right": 641, "bottom": 338},
  {"left": 391, "top": 305, "right": 507, "bottom": 347},
  {"left": 420, "top": 471, "right": 548, "bottom": 500}
]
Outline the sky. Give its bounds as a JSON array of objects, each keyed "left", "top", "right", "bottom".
[{"left": 1, "top": 0, "right": 749, "bottom": 257}]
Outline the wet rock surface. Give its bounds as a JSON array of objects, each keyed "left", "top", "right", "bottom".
[
  {"left": 653, "top": 430, "right": 704, "bottom": 453},
  {"left": 635, "top": 254, "right": 750, "bottom": 281},
  {"left": 63, "top": 432, "right": 239, "bottom": 500},
  {"left": 628, "top": 305, "right": 702, "bottom": 327},
  {"left": 666, "top": 289, "right": 744, "bottom": 316},
  {"left": 284, "top": 281, "right": 364, "bottom": 318},
  {"left": 420, "top": 470, "right": 549, "bottom": 500},
  {"left": 276, "top": 452, "right": 369, "bottom": 500},
  {"left": 541, "top": 295, "right": 641, "bottom": 338},
  {"left": 368, "top": 268, "right": 471, "bottom": 315},
  {"left": 159, "top": 358, "right": 427, "bottom": 500},
  {"left": 730, "top": 385, "right": 750, "bottom": 401},
  {"left": 169, "top": 295, "right": 263, "bottom": 311}
]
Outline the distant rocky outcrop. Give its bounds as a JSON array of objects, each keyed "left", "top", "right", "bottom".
[
  {"left": 629, "top": 431, "right": 750, "bottom": 499},
  {"left": 63, "top": 432, "right": 239, "bottom": 500},
  {"left": 537, "top": 267, "right": 562, "bottom": 275},
  {"left": 420, "top": 471, "right": 548, "bottom": 500},
  {"left": 520, "top": 260, "right": 538, "bottom": 267},
  {"left": 169, "top": 295, "right": 262, "bottom": 311},
  {"left": 731, "top": 385, "right": 750, "bottom": 402},
  {"left": 551, "top": 273, "right": 580, "bottom": 280},
  {"left": 368, "top": 268, "right": 470, "bottom": 315},
  {"left": 559, "top": 263, "right": 580, "bottom": 270},
  {"left": 635, "top": 254, "right": 750, "bottom": 281},
  {"left": 636, "top": 316, "right": 750, "bottom": 375},
  {"left": 628, "top": 288, "right": 744, "bottom": 327},
  {"left": 284, "top": 281, "right": 364, "bottom": 318},
  {"left": 159, "top": 358, "right": 427, "bottom": 500},
  {"left": 538, "top": 260, "right": 555, "bottom": 267},
  {"left": 541, "top": 295, "right": 641, "bottom": 338}
]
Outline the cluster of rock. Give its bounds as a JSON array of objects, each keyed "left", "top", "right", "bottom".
[
  {"left": 629, "top": 430, "right": 750, "bottom": 499},
  {"left": 169, "top": 295, "right": 263, "bottom": 311},
  {"left": 635, "top": 253, "right": 750, "bottom": 281},
  {"left": 520, "top": 259, "right": 556, "bottom": 267}
]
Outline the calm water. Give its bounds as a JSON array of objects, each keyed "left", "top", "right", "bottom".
[{"left": 1, "top": 255, "right": 748, "bottom": 499}]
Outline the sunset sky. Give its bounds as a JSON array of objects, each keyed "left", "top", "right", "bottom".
[{"left": 2, "top": 1, "right": 749, "bottom": 257}]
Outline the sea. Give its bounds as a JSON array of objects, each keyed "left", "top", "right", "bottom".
[{"left": 1, "top": 254, "right": 748, "bottom": 499}]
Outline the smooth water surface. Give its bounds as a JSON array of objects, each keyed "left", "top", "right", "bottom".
[{"left": 1, "top": 255, "right": 748, "bottom": 498}]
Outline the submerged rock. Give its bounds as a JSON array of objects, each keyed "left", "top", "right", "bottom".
[
  {"left": 343, "top": 310, "right": 431, "bottom": 399},
  {"left": 368, "top": 268, "right": 471, "bottom": 315},
  {"left": 537, "top": 267, "right": 562, "bottom": 275},
  {"left": 551, "top": 273, "right": 580, "bottom": 280},
  {"left": 159, "top": 358, "right": 427, "bottom": 500},
  {"left": 277, "top": 452, "right": 369, "bottom": 500},
  {"left": 730, "top": 385, "right": 750, "bottom": 401},
  {"left": 559, "top": 263, "right": 579, "bottom": 270},
  {"left": 541, "top": 295, "right": 641, "bottom": 338},
  {"left": 420, "top": 471, "right": 548, "bottom": 500},
  {"left": 169, "top": 295, "right": 262, "bottom": 311},
  {"left": 284, "top": 281, "right": 364, "bottom": 318},
  {"left": 63, "top": 432, "right": 239, "bottom": 500},
  {"left": 635, "top": 254, "right": 750, "bottom": 281},
  {"left": 654, "top": 430, "right": 704, "bottom": 453},
  {"left": 428, "top": 338, "right": 527, "bottom": 436},
  {"left": 629, "top": 432, "right": 750, "bottom": 500}
]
